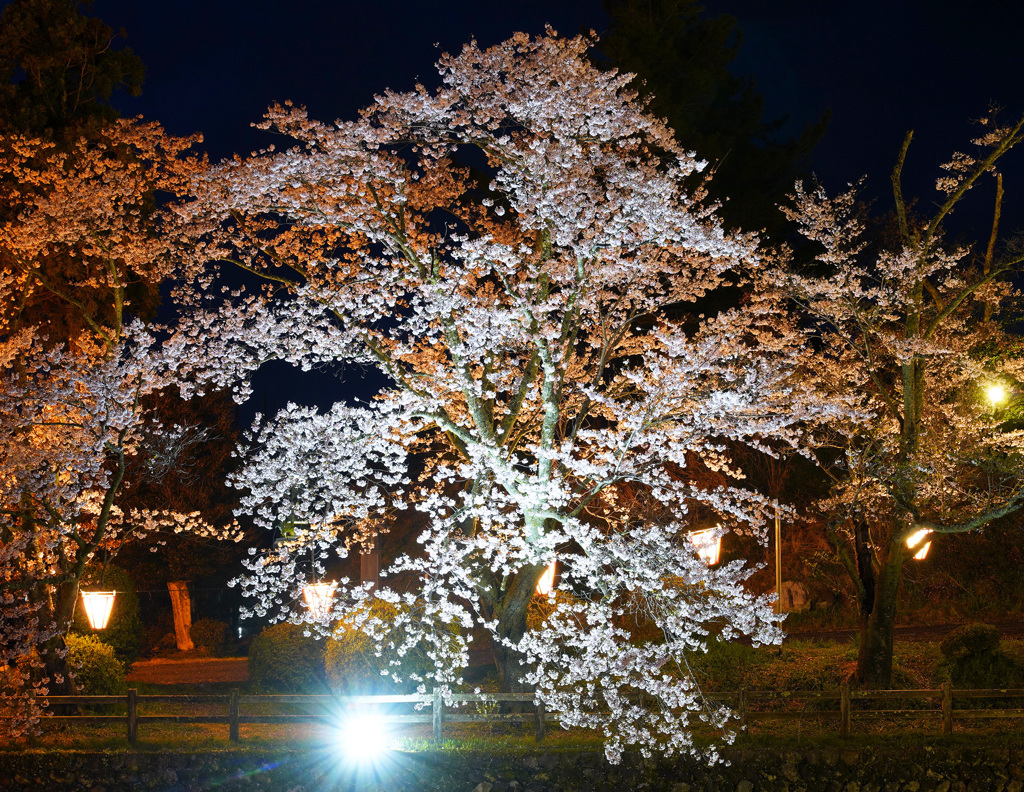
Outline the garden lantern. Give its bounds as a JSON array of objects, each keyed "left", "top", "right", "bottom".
[
  {"left": 688, "top": 527, "right": 721, "bottom": 566},
  {"left": 80, "top": 591, "right": 116, "bottom": 630},
  {"left": 302, "top": 581, "right": 337, "bottom": 620},
  {"left": 906, "top": 528, "right": 932, "bottom": 560},
  {"left": 986, "top": 383, "right": 1008, "bottom": 406},
  {"left": 536, "top": 560, "right": 556, "bottom": 596}
]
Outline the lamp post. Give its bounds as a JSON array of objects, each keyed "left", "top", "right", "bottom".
[
  {"left": 80, "top": 591, "right": 116, "bottom": 630},
  {"left": 536, "top": 560, "right": 557, "bottom": 596},
  {"left": 302, "top": 581, "right": 337, "bottom": 621},
  {"left": 688, "top": 526, "right": 722, "bottom": 566}
]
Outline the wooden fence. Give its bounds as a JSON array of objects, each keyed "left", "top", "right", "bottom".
[{"left": 27, "top": 683, "right": 1024, "bottom": 744}]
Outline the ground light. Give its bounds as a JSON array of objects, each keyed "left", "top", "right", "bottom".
[
  {"left": 337, "top": 711, "right": 394, "bottom": 762},
  {"left": 80, "top": 591, "right": 116, "bottom": 629}
]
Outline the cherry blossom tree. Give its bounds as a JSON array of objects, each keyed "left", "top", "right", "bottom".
[
  {"left": 0, "top": 119, "right": 224, "bottom": 734},
  {"left": 774, "top": 112, "right": 1024, "bottom": 687},
  {"left": 178, "top": 33, "right": 838, "bottom": 760}
]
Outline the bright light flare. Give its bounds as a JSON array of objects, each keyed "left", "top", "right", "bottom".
[
  {"left": 688, "top": 527, "right": 722, "bottom": 566},
  {"left": 302, "top": 581, "right": 337, "bottom": 620},
  {"left": 536, "top": 560, "right": 556, "bottom": 595},
  {"left": 906, "top": 528, "right": 932, "bottom": 560},
  {"left": 986, "top": 383, "right": 1008, "bottom": 405},
  {"left": 337, "top": 712, "right": 393, "bottom": 761},
  {"left": 81, "top": 591, "right": 116, "bottom": 629}
]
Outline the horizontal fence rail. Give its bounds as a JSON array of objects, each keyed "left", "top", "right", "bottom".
[{"left": 9, "top": 683, "right": 1024, "bottom": 744}]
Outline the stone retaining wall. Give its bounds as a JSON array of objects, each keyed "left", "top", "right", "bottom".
[{"left": 0, "top": 744, "right": 1021, "bottom": 791}]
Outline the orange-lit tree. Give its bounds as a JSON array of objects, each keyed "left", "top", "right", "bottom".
[{"left": 0, "top": 120, "right": 226, "bottom": 733}]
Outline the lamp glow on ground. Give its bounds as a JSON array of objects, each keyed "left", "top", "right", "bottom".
[
  {"left": 688, "top": 527, "right": 722, "bottom": 565},
  {"left": 81, "top": 591, "right": 116, "bottom": 629},
  {"left": 907, "top": 528, "right": 932, "bottom": 560},
  {"left": 302, "top": 581, "right": 337, "bottom": 620},
  {"left": 536, "top": 560, "right": 556, "bottom": 596}
]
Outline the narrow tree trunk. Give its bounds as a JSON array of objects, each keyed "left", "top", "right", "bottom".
[
  {"left": 856, "top": 539, "right": 906, "bottom": 689},
  {"left": 38, "top": 579, "right": 81, "bottom": 700}
]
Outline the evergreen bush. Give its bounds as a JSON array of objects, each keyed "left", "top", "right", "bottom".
[
  {"left": 939, "top": 622, "right": 1023, "bottom": 690},
  {"left": 324, "top": 601, "right": 434, "bottom": 694},
  {"left": 191, "top": 618, "right": 229, "bottom": 654},
  {"left": 65, "top": 632, "right": 127, "bottom": 696},
  {"left": 247, "top": 622, "right": 325, "bottom": 692}
]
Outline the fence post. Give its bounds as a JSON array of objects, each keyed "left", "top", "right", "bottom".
[
  {"left": 432, "top": 687, "right": 444, "bottom": 742},
  {"left": 229, "top": 688, "right": 240, "bottom": 743},
  {"left": 127, "top": 688, "right": 138, "bottom": 744},
  {"left": 535, "top": 700, "right": 546, "bottom": 742},
  {"left": 738, "top": 688, "right": 748, "bottom": 730},
  {"left": 941, "top": 681, "right": 952, "bottom": 736},
  {"left": 840, "top": 683, "right": 851, "bottom": 738}
]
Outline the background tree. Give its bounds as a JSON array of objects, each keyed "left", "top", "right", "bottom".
[
  {"left": 0, "top": 0, "right": 144, "bottom": 141},
  {"left": 0, "top": 120, "right": 219, "bottom": 733},
  {"left": 176, "top": 33, "right": 839, "bottom": 761},
  {"left": 775, "top": 112, "right": 1024, "bottom": 687},
  {"left": 600, "top": 0, "right": 827, "bottom": 234}
]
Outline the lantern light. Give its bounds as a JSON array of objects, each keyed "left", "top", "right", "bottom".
[
  {"left": 81, "top": 591, "right": 116, "bottom": 630},
  {"left": 536, "top": 560, "right": 557, "bottom": 596},
  {"left": 302, "top": 581, "right": 337, "bottom": 620},
  {"left": 689, "top": 527, "right": 722, "bottom": 566},
  {"left": 906, "top": 528, "right": 932, "bottom": 560},
  {"left": 986, "top": 383, "right": 1008, "bottom": 406}
]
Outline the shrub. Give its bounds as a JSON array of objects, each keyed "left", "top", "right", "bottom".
[
  {"left": 939, "top": 622, "right": 1023, "bottom": 690},
  {"left": 191, "top": 619, "right": 229, "bottom": 654},
  {"left": 65, "top": 632, "right": 127, "bottom": 696},
  {"left": 247, "top": 622, "right": 325, "bottom": 692},
  {"left": 325, "top": 601, "right": 436, "bottom": 694},
  {"left": 72, "top": 565, "right": 144, "bottom": 666}
]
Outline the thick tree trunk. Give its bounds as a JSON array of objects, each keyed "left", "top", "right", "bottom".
[
  {"left": 856, "top": 536, "right": 907, "bottom": 689},
  {"left": 38, "top": 579, "right": 80, "bottom": 699},
  {"left": 488, "top": 563, "right": 546, "bottom": 695},
  {"left": 167, "top": 581, "right": 194, "bottom": 651}
]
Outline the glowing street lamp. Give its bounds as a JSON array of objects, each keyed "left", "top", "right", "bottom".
[
  {"left": 536, "top": 560, "right": 557, "bottom": 596},
  {"left": 688, "top": 527, "right": 722, "bottom": 566},
  {"left": 986, "top": 383, "right": 1008, "bottom": 406},
  {"left": 80, "top": 591, "right": 116, "bottom": 630},
  {"left": 302, "top": 581, "right": 337, "bottom": 620},
  {"left": 906, "top": 528, "right": 932, "bottom": 560}
]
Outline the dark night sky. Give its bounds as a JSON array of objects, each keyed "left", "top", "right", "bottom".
[{"left": 81, "top": 0, "right": 1024, "bottom": 416}]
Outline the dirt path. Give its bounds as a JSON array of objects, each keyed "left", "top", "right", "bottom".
[{"left": 127, "top": 657, "right": 248, "bottom": 684}]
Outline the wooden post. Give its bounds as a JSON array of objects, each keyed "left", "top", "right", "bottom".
[
  {"left": 840, "top": 682, "right": 851, "bottom": 738},
  {"left": 432, "top": 687, "right": 444, "bottom": 742},
  {"left": 535, "top": 700, "right": 546, "bottom": 742},
  {"left": 127, "top": 688, "right": 138, "bottom": 744},
  {"left": 229, "top": 688, "right": 240, "bottom": 742},
  {"left": 738, "top": 688, "right": 748, "bottom": 730},
  {"left": 941, "top": 681, "right": 952, "bottom": 736}
]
